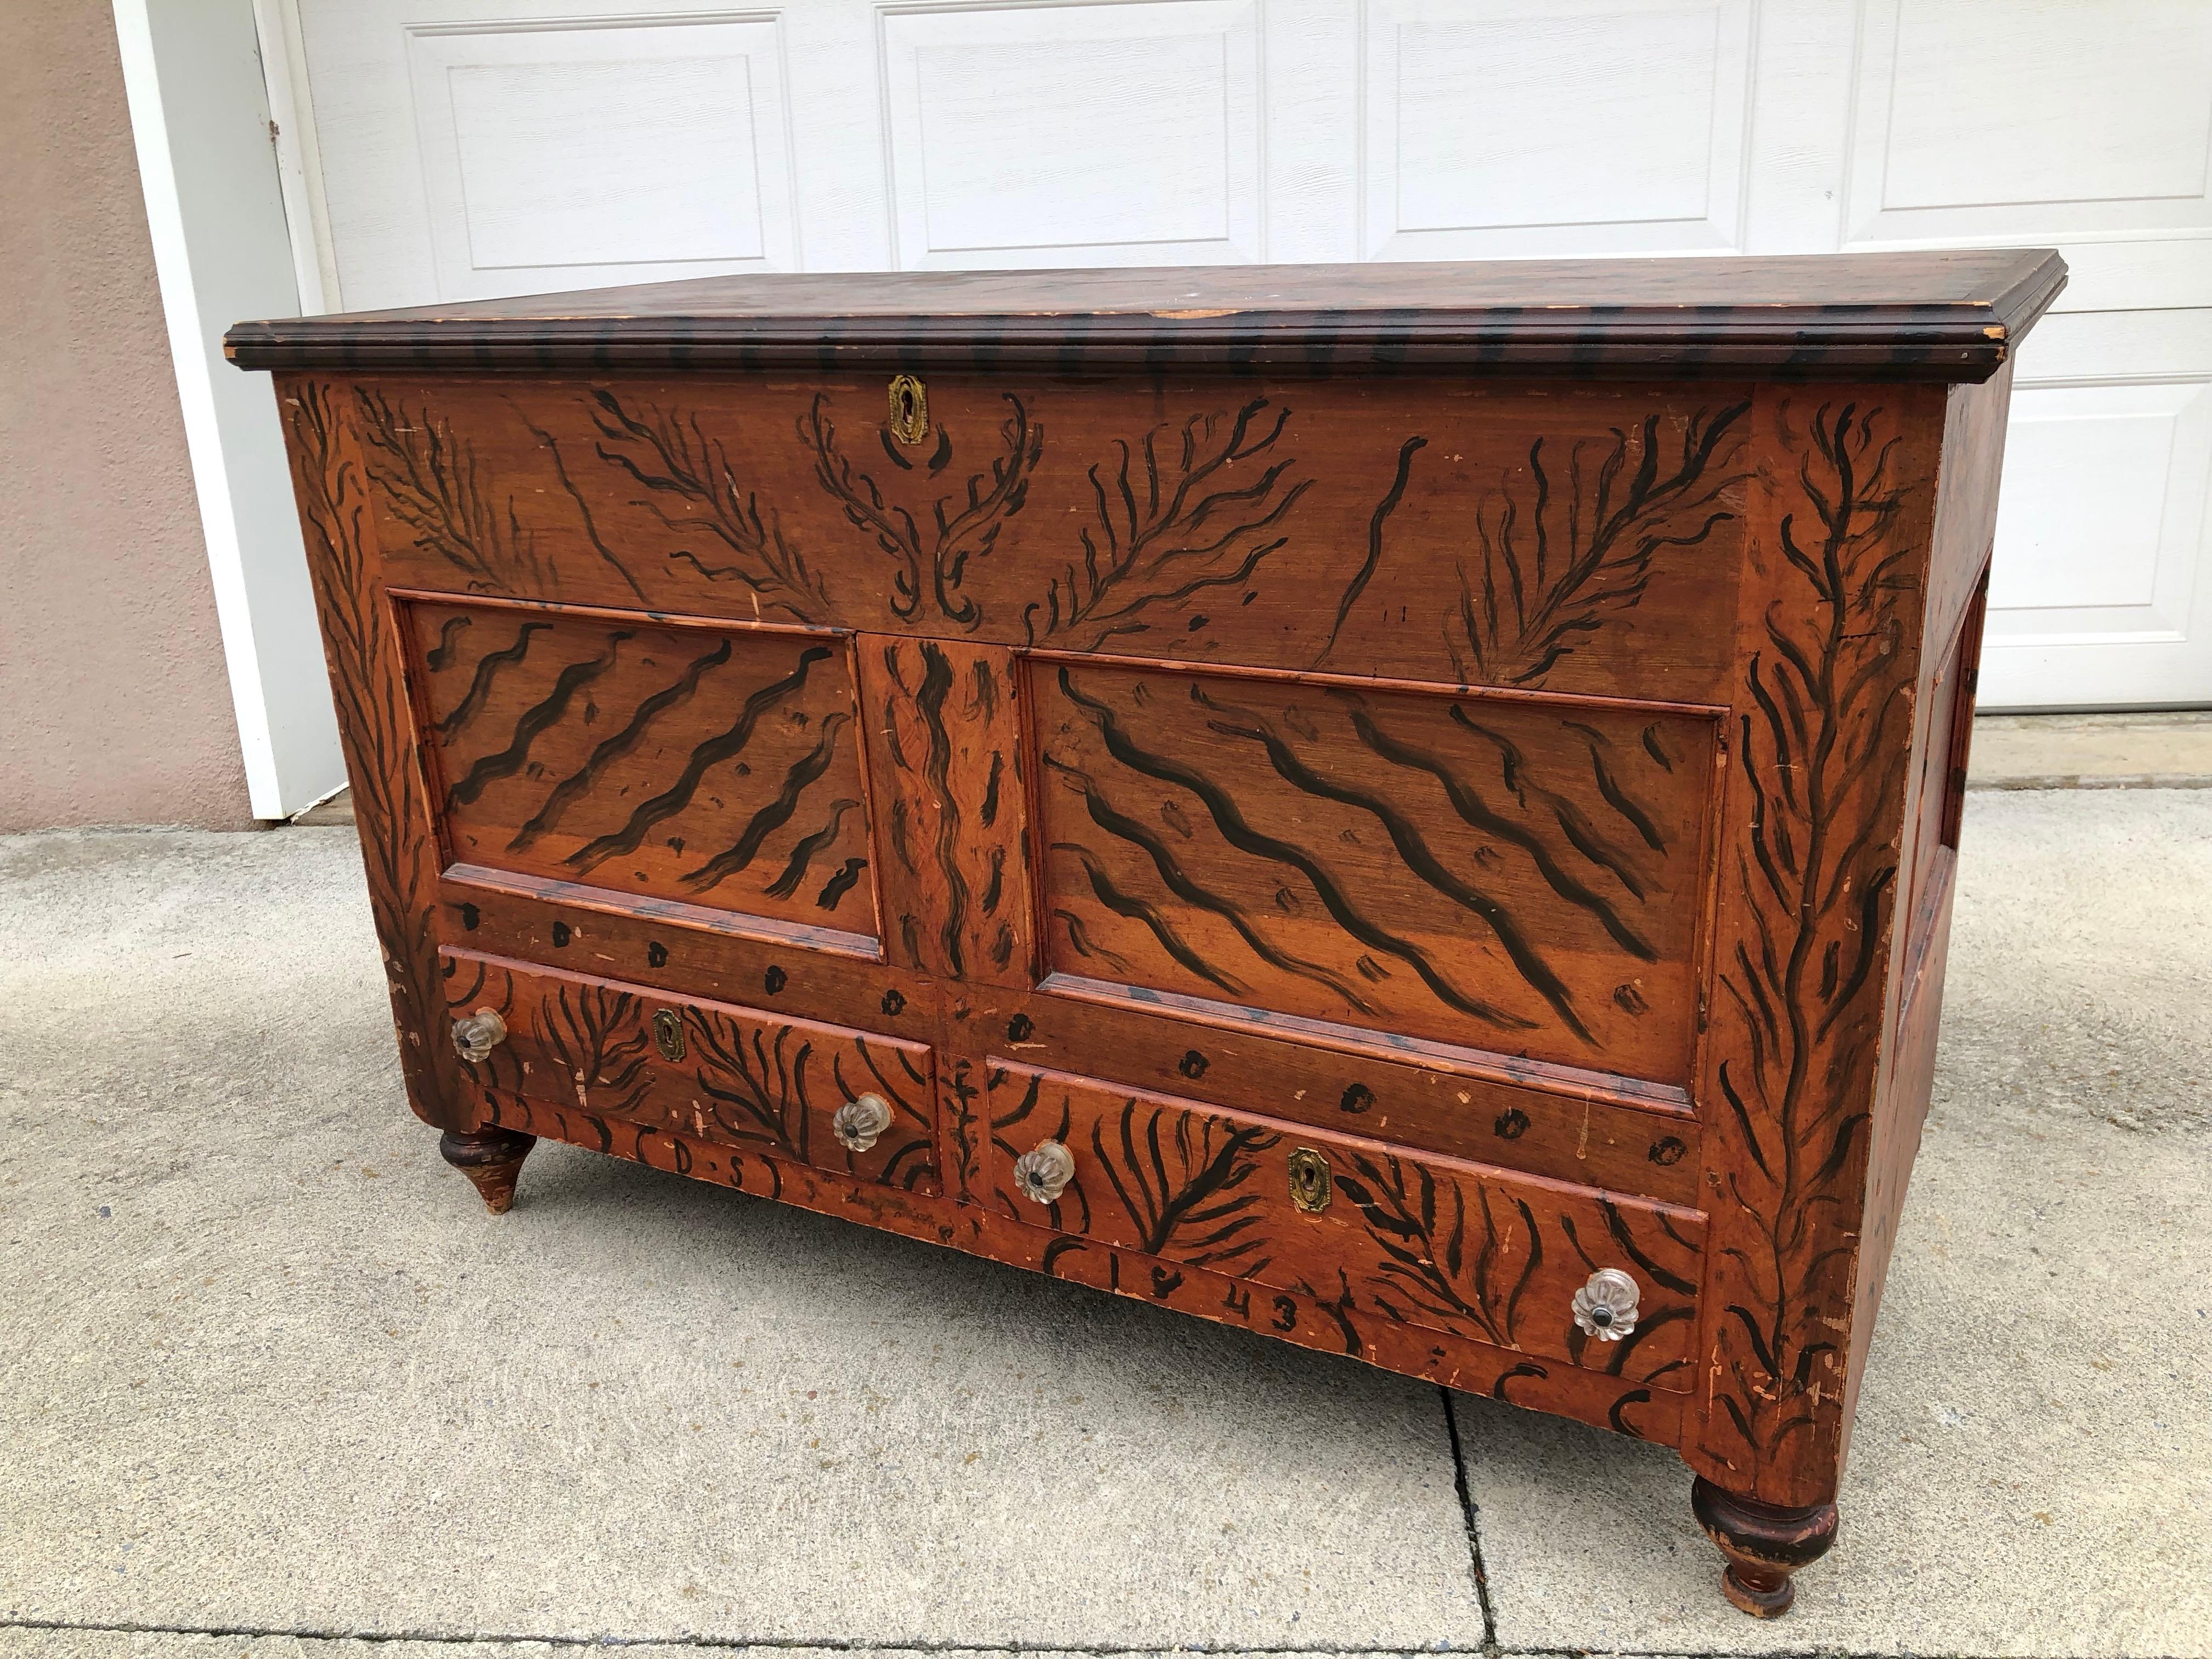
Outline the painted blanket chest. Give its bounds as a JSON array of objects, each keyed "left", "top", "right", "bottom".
[{"left": 229, "top": 250, "right": 2063, "bottom": 1615}]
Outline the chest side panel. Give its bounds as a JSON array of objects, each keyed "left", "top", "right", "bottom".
[{"left": 349, "top": 374, "right": 1752, "bottom": 701}]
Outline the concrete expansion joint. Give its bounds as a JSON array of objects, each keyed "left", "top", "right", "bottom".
[
  {"left": 0, "top": 1618, "right": 1490, "bottom": 1655},
  {"left": 1439, "top": 1385, "right": 1499, "bottom": 1655},
  {"left": 0, "top": 1621, "right": 2186, "bottom": 1659}
]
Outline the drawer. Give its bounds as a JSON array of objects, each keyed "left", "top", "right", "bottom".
[
  {"left": 979, "top": 1060, "right": 1702, "bottom": 1387},
  {"left": 442, "top": 948, "right": 939, "bottom": 1194}
]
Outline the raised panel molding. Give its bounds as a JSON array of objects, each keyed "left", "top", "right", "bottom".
[
  {"left": 1842, "top": 0, "right": 2212, "bottom": 314},
  {"left": 1361, "top": 0, "right": 1753, "bottom": 261},
  {"left": 404, "top": 13, "right": 798, "bottom": 297},
  {"left": 879, "top": 0, "right": 1263, "bottom": 269}
]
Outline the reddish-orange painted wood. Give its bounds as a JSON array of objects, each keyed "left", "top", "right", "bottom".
[
  {"left": 979, "top": 1059, "right": 1703, "bottom": 1389},
  {"left": 246, "top": 252, "right": 2059, "bottom": 1616}
]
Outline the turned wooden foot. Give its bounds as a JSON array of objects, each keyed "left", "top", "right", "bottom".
[
  {"left": 1691, "top": 1477, "right": 1837, "bottom": 1618},
  {"left": 438, "top": 1125, "right": 537, "bottom": 1214}
]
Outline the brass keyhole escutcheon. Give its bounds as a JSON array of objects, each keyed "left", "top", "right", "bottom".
[
  {"left": 1288, "top": 1147, "right": 1332, "bottom": 1214},
  {"left": 652, "top": 1007, "right": 686, "bottom": 1062},
  {"left": 887, "top": 373, "right": 929, "bottom": 445}
]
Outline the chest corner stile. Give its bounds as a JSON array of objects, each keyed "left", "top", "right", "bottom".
[{"left": 230, "top": 249, "right": 2065, "bottom": 1617}]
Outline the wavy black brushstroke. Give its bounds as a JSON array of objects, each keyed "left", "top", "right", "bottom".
[
  {"left": 1450, "top": 709, "right": 1653, "bottom": 900},
  {"left": 1058, "top": 670, "right": 1533, "bottom": 1034},
  {"left": 507, "top": 638, "right": 732, "bottom": 852},
  {"left": 1194, "top": 691, "right": 1590, "bottom": 1040},
  {"left": 1581, "top": 735, "right": 1668, "bottom": 853},
  {"left": 1060, "top": 845, "right": 1246, "bottom": 998},
  {"left": 447, "top": 634, "right": 628, "bottom": 809},
  {"left": 1344, "top": 700, "right": 1656, "bottom": 960},
  {"left": 524, "top": 416, "right": 651, "bottom": 600},
  {"left": 765, "top": 798, "right": 860, "bottom": 900},
  {"left": 681, "top": 713, "right": 853, "bottom": 892},
  {"left": 1317, "top": 436, "right": 1426, "bottom": 664},
  {"left": 437, "top": 620, "right": 550, "bottom": 740},
  {"left": 915, "top": 644, "right": 970, "bottom": 975},
  {"left": 565, "top": 645, "right": 833, "bottom": 875},
  {"left": 1047, "top": 754, "right": 1375, "bottom": 1014},
  {"left": 815, "top": 857, "right": 866, "bottom": 911},
  {"left": 425, "top": 613, "right": 472, "bottom": 672}
]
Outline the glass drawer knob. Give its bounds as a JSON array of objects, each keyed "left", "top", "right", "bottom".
[
  {"left": 1012, "top": 1139, "right": 1076, "bottom": 1205},
  {"left": 450, "top": 1008, "right": 507, "bottom": 1065},
  {"left": 1572, "top": 1267, "right": 1640, "bottom": 1341},
  {"left": 833, "top": 1092, "right": 894, "bottom": 1153}
]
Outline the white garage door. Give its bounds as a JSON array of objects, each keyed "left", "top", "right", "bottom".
[{"left": 270, "top": 0, "right": 2212, "bottom": 709}]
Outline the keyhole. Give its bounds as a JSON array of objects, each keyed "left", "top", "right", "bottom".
[{"left": 888, "top": 374, "right": 929, "bottom": 445}]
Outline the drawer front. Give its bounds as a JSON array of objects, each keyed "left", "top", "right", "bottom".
[
  {"left": 442, "top": 949, "right": 939, "bottom": 1194},
  {"left": 980, "top": 1060, "right": 1702, "bottom": 1387},
  {"left": 351, "top": 373, "right": 1750, "bottom": 701}
]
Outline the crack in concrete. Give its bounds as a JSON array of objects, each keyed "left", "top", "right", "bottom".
[{"left": 1438, "top": 1386, "right": 1498, "bottom": 1656}]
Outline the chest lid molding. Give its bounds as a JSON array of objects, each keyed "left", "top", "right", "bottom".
[{"left": 227, "top": 251, "right": 2064, "bottom": 383}]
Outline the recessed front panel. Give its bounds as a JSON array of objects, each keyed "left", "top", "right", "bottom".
[
  {"left": 403, "top": 600, "right": 877, "bottom": 939},
  {"left": 1031, "top": 658, "right": 1717, "bottom": 1085}
]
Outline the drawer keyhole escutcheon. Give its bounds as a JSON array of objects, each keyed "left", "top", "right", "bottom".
[
  {"left": 1012, "top": 1139, "right": 1075, "bottom": 1206},
  {"left": 1572, "top": 1268, "right": 1641, "bottom": 1341},
  {"left": 833, "top": 1092, "right": 894, "bottom": 1153},
  {"left": 651, "top": 1008, "right": 686, "bottom": 1062},
  {"left": 888, "top": 374, "right": 930, "bottom": 445},
  {"left": 450, "top": 1008, "right": 506, "bottom": 1064},
  {"left": 1288, "top": 1147, "right": 1333, "bottom": 1213}
]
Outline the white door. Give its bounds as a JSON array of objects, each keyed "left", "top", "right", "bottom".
[{"left": 273, "top": 0, "right": 2212, "bottom": 708}]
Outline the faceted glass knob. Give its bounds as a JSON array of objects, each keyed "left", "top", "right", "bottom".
[
  {"left": 832, "top": 1092, "right": 894, "bottom": 1153},
  {"left": 1572, "top": 1267, "right": 1640, "bottom": 1340},
  {"left": 1012, "top": 1139, "right": 1076, "bottom": 1205},
  {"left": 450, "top": 1008, "right": 507, "bottom": 1065}
]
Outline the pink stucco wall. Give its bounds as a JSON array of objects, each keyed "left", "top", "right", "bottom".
[{"left": 0, "top": 1, "right": 255, "bottom": 830}]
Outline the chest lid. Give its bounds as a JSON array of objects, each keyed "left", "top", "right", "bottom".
[{"left": 226, "top": 250, "right": 2063, "bottom": 383}]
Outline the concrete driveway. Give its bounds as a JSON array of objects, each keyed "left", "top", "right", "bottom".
[{"left": 2, "top": 791, "right": 2207, "bottom": 1659}]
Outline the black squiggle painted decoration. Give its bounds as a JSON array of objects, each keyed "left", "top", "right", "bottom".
[
  {"left": 1089, "top": 1098, "right": 1279, "bottom": 1273},
  {"left": 1705, "top": 398, "right": 1914, "bottom": 1483},
  {"left": 680, "top": 713, "right": 853, "bottom": 893},
  {"left": 804, "top": 392, "right": 1040, "bottom": 627},
  {"left": 1023, "top": 398, "right": 1310, "bottom": 650},
  {"left": 1447, "top": 402, "right": 1749, "bottom": 685},
  {"left": 437, "top": 620, "right": 551, "bottom": 740},
  {"left": 1056, "top": 669, "right": 1538, "bottom": 1036},
  {"left": 447, "top": 634, "right": 629, "bottom": 810},
  {"left": 506, "top": 638, "right": 732, "bottom": 851},
  {"left": 766, "top": 798, "right": 861, "bottom": 900},
  {"left": 356, "top": 388, "right": 554, "bottom": 593},
  {"left": 585, "top": 388, "right": 828, "bottom": 621},
  {"left": 563, "top": 645, "right": 833, "bottom": 876},
  {"left": 1317, "top": 436, "right": 1427, "bottom": 665}
]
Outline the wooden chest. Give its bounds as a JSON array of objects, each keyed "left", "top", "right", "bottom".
[{"left": 229, "top": 251, "right": 2063, "bottom": 1617}]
